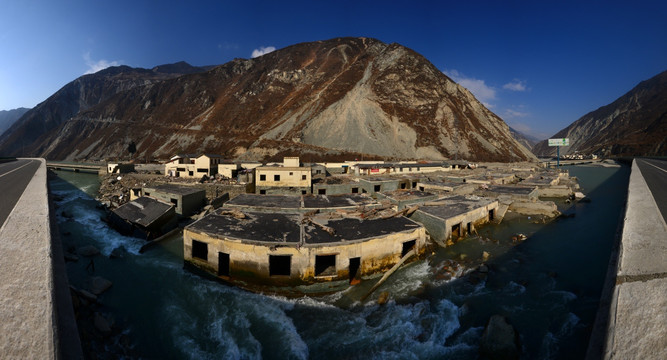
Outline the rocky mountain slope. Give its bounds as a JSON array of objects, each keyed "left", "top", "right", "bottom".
[
  {"left": 0, "top": 107, "right": 30, "bottom": 136},
  {"left": 1, "top": 37, "right": 536, "bottom": 162},
  {"left": 533, "top": 70, "right": 667, "bottom": 157},
  {"left": 509, "top": 127, "right": 540, "bottom": 151},
  {"left": 0, "top": 62, "right": 211, "bottom": 157}
]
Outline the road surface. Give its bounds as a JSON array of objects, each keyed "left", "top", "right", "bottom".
[
  {"left": 0, "top": 159, "right": 41, "bottom": 228},
  {"left": 636, "top": 158, "right": 667, "bottom": 224}
]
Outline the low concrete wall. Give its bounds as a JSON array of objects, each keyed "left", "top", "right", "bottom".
[
  {"left": 588, "top": 160, "right": 667, "bottom": 359},
  {"left": 0, "top": 159, "right": 82, "bottom": 359}
]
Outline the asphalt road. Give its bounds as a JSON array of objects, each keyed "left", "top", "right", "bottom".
[
  {"left": 0, "top": 159, "right": 41, "bottom": 228},
  {"left": 636, "top": 158, "right": 667, "bottom": 224}
]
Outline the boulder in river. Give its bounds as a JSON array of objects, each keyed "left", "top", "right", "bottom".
[
  {"left": 479, "top": 315, "right": 520, "bottom": 360},
  {"left": 78, "top": 245, "right": 100, "bottom": 257},
  {"left": 89, "top": 276, "right": 113, "bottom": 295}
]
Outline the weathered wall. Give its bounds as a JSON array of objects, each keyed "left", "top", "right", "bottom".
[{"left": 183, "top": 227, "right": 425, "bottom": 284}]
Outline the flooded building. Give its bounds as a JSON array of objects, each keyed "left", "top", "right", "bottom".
[
  {"left": 409, "top": 195, "right": 498, "bottom": 245},
  {"left": 415, "top": 180, "right": 476, "bottom": 195},
  {"left": 109, "top": 196, "right": 177, "bottom": 240},
  {"left": 223, "top": 193, "right": 381, "bottom": 214},
  {"left": 141, "top": 184, "right": 206, "bottom": 216},
  {"left": 183, "top": 211, "right": 427, "bottom": 286}
]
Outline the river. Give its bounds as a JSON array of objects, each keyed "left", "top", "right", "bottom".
[{"left": 50, "top": 165, "right": 629, "bottom": 359}]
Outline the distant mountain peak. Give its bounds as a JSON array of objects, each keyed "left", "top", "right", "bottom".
[{"left": 0, "top": 37, "right": 536, "bottom": 162}]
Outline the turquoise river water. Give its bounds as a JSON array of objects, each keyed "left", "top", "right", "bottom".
[{"left": 50, "top": 165, "right": 629, "bottom": 359}]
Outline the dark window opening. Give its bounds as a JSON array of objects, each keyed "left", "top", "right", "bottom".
[
  {"left": 412, "top": 182, "right": 417, "bottom": 188},
  {"left": 302, "top": 175, "right": 307, "bottom": 180},
  {"left": 144, "top": 192, "right": 150, "bottom": 197},
  {"left": 188, "top": 171, "right": 194, "bottom": 176},
  {"left": 489, "top": 209, "right": 495, "bottom": 221},
  {"left": 351, "top": 187, "right": 359, "bottom": 193},
  {"left": 318, "top": 189, "right": 326, "bottom": 195},
  {"left": 402, "top": 240, "right": 416, "bottom": 257},
  {"left": 274, "top": 174, "right": 280, "bottom": 181},
  {"left": 192, "top": 240, "right": 208, "bottom": 261},
  {"left": 289, "top": 172, "right": 293, "bottom": 176},
  {"left": 170, "top": 198, "right": 178, "bottom": 207},
  {"left": 362, "top": 189, "right": 367, "bottom": 193},
  {"left": 349, "top": 257, "right": 361, "bottom": 283},
  {"left": 197, "top": 168, "right": 208, "bottom": 173},
  {"left": 301, "top": 190, "right": 307, "bottom": 195},
  {"left": 177, "top": 167, "right": 186, "bottom": 172},
  {"left": 316, "top": 170, "right": 322, "bottom": 174},
  {"left": 259, "top": 189, "right": 266, "bottom": 195},
  {"left": 452, "top": 223, "right": 461, "bottom": 239},
  {"left": 132, "top": 189, "right": 141, "bottom": 196},
  {"left": 218, "top": 252, "right": 230, "bottom": 276},
  {"left": 419, "top": 187, "right": 425, "bottom": 191},
  {"left": 315, "top": 254, "right": 336, "bottom": 277},
  {"left": 269, "top": 255, "right": 291, "bottom": 276},
  {"left": 374, "top": 185, "right": 381, "bottom": 192},
  {"left": 467, "top": 222, "right": 472, "bottom": 236},
  {"left": 400, "top": 183, "right": 407, "bottom": 189},
  {"left": 259, "top": 174, "right": 266, "bottom": 181}
]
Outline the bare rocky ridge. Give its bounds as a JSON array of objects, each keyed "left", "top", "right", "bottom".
[
  {"left": 533, "top": 70, "right": 667, "bottom": 157},
  {"left": 1, "top": 37, "right": 536, "bottom": 162}
]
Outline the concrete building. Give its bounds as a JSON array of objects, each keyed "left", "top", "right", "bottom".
[
  {"left": 409, "top": 195, "right": 499, "bottom": 245},
  {"left": 109, "top": 196, "right": 177, "bottom": 240},
  {"left": 358, "top": 177, "right": 420, "bottom": 195},
  {"left": 217, "top": 163, "right": 240, "bottom": 179},
  {"left": 183, "top": 211, "right": 426, "bottom": 286},
  {"left": 106, "top": 163, "right": 135, "bottom": 174},
  {"left": 142, "top": 184, "right": 206, "bottom": 216},
  {"left": 165, "top": 154, "right": 223, "bottom": 178},
  {"left": 353, "top": 162, "right": 450, "bottom": 176},
  {"left": 255, "top": 157, "right": 312, "bottom": 195},
  {"left": 475, "top": 185, "right": 539, "bottom": 202}
]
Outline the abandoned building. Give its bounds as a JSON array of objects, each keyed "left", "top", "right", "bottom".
[
  {"left": 109, "top": 196, "right": 178, "bottom": 240},
  {"left": 254, "top": 157, "right": 312, "bottom": 195},
  {"left": 409, "top": 195, "right": 499, "bottom": 245},
  {"left": 165, "top": 154, "right": 224, "bottom": 178},
  {"left": 140, "top": 184, "right": 206, "bottom": 216},
  {"left": 520, "top": 171, "right": 573, "bottom": 197},
  {"left": 106, "top": 163, "right": 135, "bottom": 174},
  {"left": 183, "top": 210, "right": 426, "bottom": 286},
  {"left": 475, "top": 185, "right": 539, "bottom": 202},
  {"left": 358, "top": 177, "right": 420, "bottom": 195},
  {"left": 353, "top": 162, "right": 451, "bottom": 176}
]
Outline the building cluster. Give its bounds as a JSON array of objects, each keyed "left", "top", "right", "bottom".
[{"left": 106, "top": 155, "right": 579, "bottom": 290}]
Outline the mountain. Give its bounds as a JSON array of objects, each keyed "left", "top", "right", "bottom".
[
  {"left": 509, "top": 127, "right": 540, "bottom": 151},
  {"left": 0, "top": 107, "right": 30, "bottom": 136},
  {"left": 0, "top": 37, "right": 536, "bottom": 162},
  {"left": 0, "top": 62, "right": 211, "bottom": 157},
  {"left": 533, "top": 70, "right": 667, "bottom": 157}
]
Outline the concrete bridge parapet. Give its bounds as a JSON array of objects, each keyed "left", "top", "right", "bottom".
[{"left": 0, "top": 159, "right": 82, "bottom": 359}]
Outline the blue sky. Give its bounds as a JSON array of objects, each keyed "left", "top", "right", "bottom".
[{"left": 1, "top": 0, "right": 665, "bottom": 139}]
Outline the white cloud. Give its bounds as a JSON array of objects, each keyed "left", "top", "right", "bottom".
[
  {"left": 502, "top": 79, "right": 527, "bottom": 92},
  {"left": 444, "top": 69, "right": 496, "bottom": 107},
  {"left": 251, "top": 46, "right": 276, "bottom": 58},
  {"left": 83, "top": 52, "right": 122, "bottom": 74},
  {"left": 504, "top": 108, "right": 529, "bottom": 118}
]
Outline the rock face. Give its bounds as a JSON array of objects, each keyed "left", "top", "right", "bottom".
[
  {"left": 0, "top": 38, "right": 536, "bottom": 162},
  {"left": 0, "top": 107, "right": 30, "bottom": 136},
  {"left": 533, "top": 70, "right": 667, "bottom": 157}
]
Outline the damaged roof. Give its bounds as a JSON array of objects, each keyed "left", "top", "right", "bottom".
[
  {"left": 417, "top": 195, "right": 496, "bottom": 220},
  {"left": 111, "top": 196, "right": 174, "bottom": 227},
  {"left": 186, "top": 211, "right": 301, "bottom": 243},
  {"left": 148, "top": 184, "right": 205, "bottom": 196}
]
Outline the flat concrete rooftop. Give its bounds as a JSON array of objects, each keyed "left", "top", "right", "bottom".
[
  {"left": 226, "top": 194, "right": 301, "bottom": 209},
  {"left": 302, "top": 194, "right": 375, "bottom": 209},
  {"left": 484, "top": 185, "right": 536, "bottom": 195},
  {"left": 149, "top": 184, "right": 205, "bottom": 196},
  {"left": 381, "top": 189, "right": 437, "bottom": 201},
  {"left": 112, "top": 196, "right": 173, "bottom": 227},
  {"left": 187, "top": 210, "right": 422, "bottom": 245},
  {"left": 187, "top": 211, "right": 301, "bottom": 243}
]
